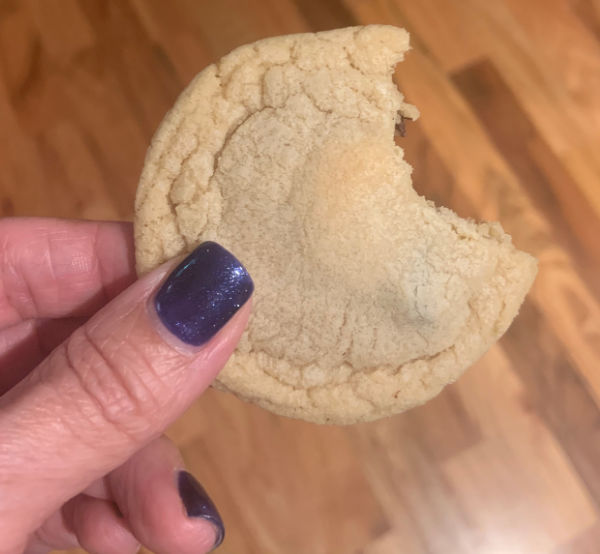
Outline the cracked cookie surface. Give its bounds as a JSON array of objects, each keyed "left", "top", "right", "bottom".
[{"left": 135, "top": 26, "right": 537, "bottom": 424}]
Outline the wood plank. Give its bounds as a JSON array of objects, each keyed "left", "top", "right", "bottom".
[
  {"left": 444, "top": 346, "right": 598, "bottom": 553},
  {"left": 76, "top": 1, "right": 182, "bottom": 138},
  {"left": 37, "top": 120, "right": 120, "bottom": 219},
  {"left": 452, "top": 58, "right": 600, "bottom": 299},
  {"left": 355, "top": 416, "right": 475, "bottom": 553},
  {"left": 360, "top": 528, "right": 427, "bottom": 554},
  {"left": 501, "top": 301, "right": 600, "bottom": 510},
  {"left": 502, "top": 0, "right": 600, "bottom": 130},
  {"left": 0, "top": 0, "right": 39, "bottom": 100},
  {"left": 464, "top": 0, "right": 600, "bottom": 220},
  {"left": 24, "top": 0, "right": 95, "bottom": 65},
  {"left": 345, "top": 0, "right": 486, "bottom": 72},
  {"left": 570, "top": 0, "right": 600, "bottom": 44},
  {"left": 291, "top": 0, "right": 355, "bottom": 31},
  {"left": 0, "top": 55, "right": 50, "bottom": 215},
  {"left": 178, "top": 390, "right": 388, "bottom": 554},
  {"left": 400, "top": 386, "right": 482, "bottom": 463}
]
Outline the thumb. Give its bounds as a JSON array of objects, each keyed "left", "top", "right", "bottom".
[{"left": 0, "top": 242, "right": 253, "bottom": 541}]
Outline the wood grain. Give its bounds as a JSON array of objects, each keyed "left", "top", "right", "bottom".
[
  {"left": 1, "top": 0, "right": 599, "bottom": 552},
  {"left": 452, "top": 59, "right": 600, "bottom": 296}
]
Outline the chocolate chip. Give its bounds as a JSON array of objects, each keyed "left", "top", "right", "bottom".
[{"left": 395, "top": 114, "right": 412, "bottom": 138}]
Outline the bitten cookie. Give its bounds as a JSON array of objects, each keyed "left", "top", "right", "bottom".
[{"left": 134, "top": 25, "right": 537, "bottom": 424}]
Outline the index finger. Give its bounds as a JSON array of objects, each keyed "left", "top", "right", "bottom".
[{"left": 0, "top": 218, "right": 136, "bottom": 329}]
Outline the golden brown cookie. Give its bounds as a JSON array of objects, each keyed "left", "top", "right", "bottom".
[{"left": 134, "top": 26, "right": 537, "bottom": 424}]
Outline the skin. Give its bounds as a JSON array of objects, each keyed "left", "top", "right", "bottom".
[{"left": 0, "top": 218, "right": 251, "bottom": 554}]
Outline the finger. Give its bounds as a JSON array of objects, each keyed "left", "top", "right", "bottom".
[
  {"left": 109, "top": 436, "right": 223, "bottom": 554},
  {"left": 64, "top": 496, "right": 140, "bottom": 554},
  {"left": 0, "top": 320, "right": 41, "bottom": 394},
  {"left": 0, "top": 318, "right": 84, "bottom": 395},
  {"left": 0, "top": 218, "right": 135, "bottom": 329},
  {"left": 25, "top": 495, "right": 140, "bottom": 554},
  {"left": 23, "top": 508, "right": 80, "bottom": 554},
  {"left": 0, "top": 242, "right": 252, "bottom": 543}
]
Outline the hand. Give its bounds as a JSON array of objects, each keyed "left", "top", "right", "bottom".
[{"left": 0, "top": 218, "right": 253, "bottom": 554}]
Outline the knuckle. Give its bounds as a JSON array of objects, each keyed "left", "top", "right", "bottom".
[{"left": 55, "top": 325, "right": 169, "bottom": 440}]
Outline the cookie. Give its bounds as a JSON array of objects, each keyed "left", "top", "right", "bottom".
[{"left": 134, "top": 26, "right": 537, "bottom": 424}]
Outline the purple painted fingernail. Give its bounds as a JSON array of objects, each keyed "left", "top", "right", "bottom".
[
  {"left": 177, "top": 471, "right": 225, "bottom": 550},
  {"left": 154, "top": 242, "right": 253, "bottom": 346}
]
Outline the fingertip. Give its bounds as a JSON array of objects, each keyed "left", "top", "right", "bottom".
[
  {"left": 109, "top": 437, "right": 226, "bottom": 554},
  {"left": 152, "top": 242, "right": 254, "bottom": 348},
  {"left": 177, "top": 470, "right": 225, "bottom": 550},
  {"left": 198, "top": 520, "right": 225, "bottom": 553},
  {"left": 148, "top": 291, "right": 253, "bottom": 362}
]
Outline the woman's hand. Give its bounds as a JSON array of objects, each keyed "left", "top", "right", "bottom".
[{"left": 0, "top": 218, "right": 253, "bottom": 554}]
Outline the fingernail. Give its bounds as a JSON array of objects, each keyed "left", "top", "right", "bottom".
[
  {"left": 155, "top": 242, "right": 253, "bottom": 346},
  {"left": 177, "top": 471, "right": 225, "bottom": 550}
]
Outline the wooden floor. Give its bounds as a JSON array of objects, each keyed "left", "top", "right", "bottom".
[{"left": 2, "top": 0, "right": 600, "bottom": 552}]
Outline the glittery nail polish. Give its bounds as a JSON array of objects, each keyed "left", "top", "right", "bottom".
[
  {"left": 177, "top": 471, "right": 225, "bottom": 550},
  {"left": 154, "top": 242, "right": 253, "bottom": 346}
]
